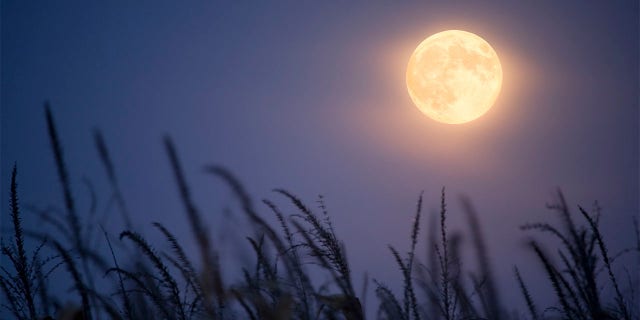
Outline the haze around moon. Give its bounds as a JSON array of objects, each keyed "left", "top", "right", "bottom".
[{"left": 406, "top": 30, "right": 503, "bottom": 124}]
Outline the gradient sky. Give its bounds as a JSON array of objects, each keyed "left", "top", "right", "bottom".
[{"left": 2, "top": 1, "right": 638, "bottom": 317}]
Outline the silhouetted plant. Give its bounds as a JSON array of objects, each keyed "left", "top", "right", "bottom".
[
  {"left": 514, "top": 266, "right": 538, "bottom": 320},
  {"left": 2, "top": 104, "right": 638, "bottom": 320},
  {"left": 0, "top": 165, "right": 61, "bottom": 320},
  {"left": 520, "top": 191, "right": 638, "bottom": 320},
  {"left": 382, "top": 192, "right": 422, "bottom": 320}
]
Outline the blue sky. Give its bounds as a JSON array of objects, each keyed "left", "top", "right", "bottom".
[{"left": 2, "top": 1, "right": 638, "bottom": 317}]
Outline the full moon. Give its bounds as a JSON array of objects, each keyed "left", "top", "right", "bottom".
[{"left": 406, "top": 30, "right": 503, "bottom": 124}]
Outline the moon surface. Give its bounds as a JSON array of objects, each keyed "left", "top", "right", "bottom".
[{"left": 406, "top": 30, "right": 502, "bottom": 124}]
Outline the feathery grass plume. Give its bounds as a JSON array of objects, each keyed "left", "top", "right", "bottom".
[
  {"left": 237, "top": 264, "right": 289, "bottom": 320},
  {"left": 436, "top": 187, "right": 453, "bottom": 320},
  {"left": 278, "top": 192, "right": 362, "bottom": 320},
  {"left": 245, "top": 236, "right": 287, "bottom": 317},
  {"left": 209, "top": 167, "right": 362, "bottom": 319},
  {"left": 390, "top": 245, "right": 422, "bottom": 320},
  {"left": 388, "top": 246, "right": 411, "bottom": 319},
  {"left": 529, "top": 241, "right": 576, "bottom": 319},
  {"left": 520, "top": 221, "right": 592, "bottom": 315},
  {"left": 461, "top": 196, "right": 502, "bottom": 320},
  {"left": 263, "top": 198, "right": 314, "bottom": 319},
  {"left": 550, "top": 191, "right": 580, "bottom": 251},
  {"left": 123, "top": 273, "right": 158, "bottom": 319},
  {"left": 246, "top": 235, "right": 279, "bottom": 295},
  {"left": 276, "top": 189, "right": 355, "bottom": 296},
  {"left": 520, "top": 191, "right": 638, "bottom": 319},
  {"left": 514, "top": 266, "right": 538, "bottom": 320},
  {"left": 386, "top": 192, "right": 423, "bottom": 320},
  {"left": 407, "top": 193, "right": 422, "bottom": 320},
  {"left": 105, "top": 266, "right": 173, "bottom": 319},
  {"left": 245, "top": 234, "right": 299, "bottom": 320},
  {"left": 1, "top": 165, "right": 64, "bottom": 320},
  {"left": 153, "top": 222, "right": 202, "bottom": 298},
  {"left": 317, "top": 195, "right": 336, "bottom": 240},
  {"left": 119, "top": 230, "right": 187, "bottom": 320},
  {"left": 165, "top": 137, "right": 224, "bottom": 318},
  {"left": 289, "top": 218, "right": 353, "bottom": 314},
  {"left": 245, "top": 267, "right": 274, "bottom": 318},
  {"left": 1, "top": 168, "right": 29, "bottom": 319},
  {"left": 374, "top": 280, "right": 406, "bottom": 320},
  {"left": 556, "top": 250, "right": 588, "bottom": 316},
  {"left": 264, "top": 198, "right": 303, "bottom": 270},
  {"left": 550, "top": 191, "right": 602, "bottom": 315},
  {"left": 578, "top": 206, "right": 630, "bottom": 320},
  {"left": 8, "top": 164, "right": 37, "bottom": 319},
  {"left": 283, "top": 194, "right": 363, "bottom": 319},
  {"left": 93, "top": 129, "right": 133, "bottom": 229}
]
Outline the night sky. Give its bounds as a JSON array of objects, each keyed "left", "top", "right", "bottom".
[{"left": 2, "top": 1, "right": 638, "bottom": 317}]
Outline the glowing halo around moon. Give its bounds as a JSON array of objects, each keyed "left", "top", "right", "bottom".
[{"left": 406, "top": 30, "right": 503, "bottom": 124}]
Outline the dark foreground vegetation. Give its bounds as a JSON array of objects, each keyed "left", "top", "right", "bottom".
[{"left": 2, "top": 104, "right": 639, "bottom": 320}]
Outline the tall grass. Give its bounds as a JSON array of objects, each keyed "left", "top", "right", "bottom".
[
  {"left": 1, "top": 165, "right": 51, "bottom": 319},
  {"left": 1, "top": 104, "right": 638, "bottom": 319},
  {"left": 520, "top": 191, "right": 639, "bottom": 320}
]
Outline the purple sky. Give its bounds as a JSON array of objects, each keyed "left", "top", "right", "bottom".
[{"left": 2, "top": 1, "right": 638, "bottom": 317}]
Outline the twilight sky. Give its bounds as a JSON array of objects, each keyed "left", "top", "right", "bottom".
[{"left": 2, "top": 1, "right": 638, "bottom": 316}]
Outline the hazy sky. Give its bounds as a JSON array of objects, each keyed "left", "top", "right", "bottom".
[{"left": 2, "top": 1, "right": 638, "bottom": 317}]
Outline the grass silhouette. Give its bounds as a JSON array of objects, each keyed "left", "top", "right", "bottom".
[{"left": 1, "top": 104, "right": 638, "bottom": 319}]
